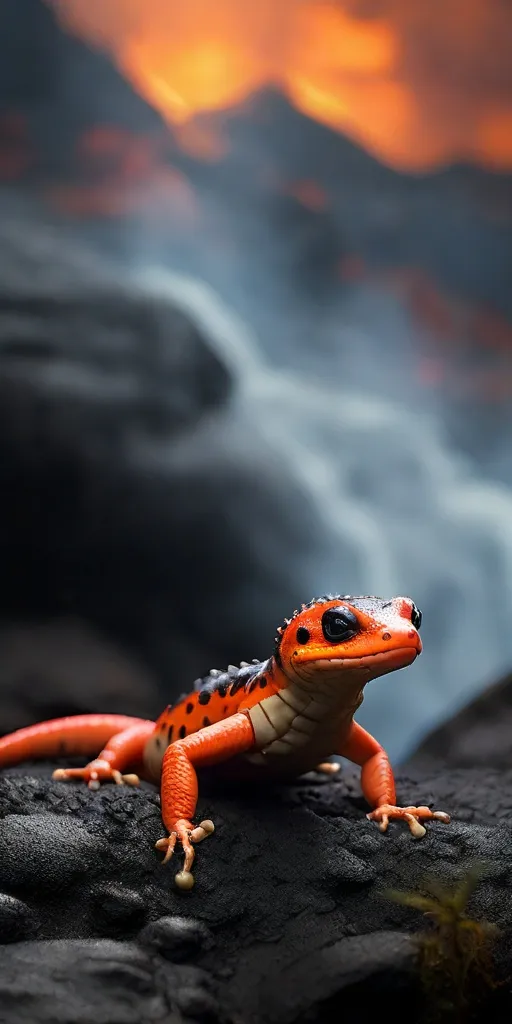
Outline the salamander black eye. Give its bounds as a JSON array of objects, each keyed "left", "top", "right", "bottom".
[
  {"left": 321, "top": 606, "right": 359, "bottom": 643},
  {"left": 296, "top": 626, "right": 310, "bottom": 644},
  {"left": 411, "top": 604, "right": 422, "bottom": 630}
]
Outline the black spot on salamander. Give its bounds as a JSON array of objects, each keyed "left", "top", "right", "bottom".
[
  {"left": 217, "top": 682, "right": 228, "bottom": 698},
  {"left": 248, "top": 678, "right": 258, "bottom": 693},
  {"left": 155, "top": 736, "right": 162, "bottom": 749},
  {"left": 167, "top": 724, "right": 174, "bottom": 744},
  {"left": 198, "top": 691, "right": 211, "bottom": 706},
  {"left": 229, "top": 674, "right": 247, "bottom": 697},
  {"left": 186, "top": 702, "right": 194, "bottom": 714},
  {"left": 259, "top": 676, "right": 267, "bottom": 688},
  {"left": 202, "top": 717, "right": 211, "bottom": 728},
  {"left": 179, "top": 725, "right": 186, "bottom": 739},
  {"left": 223, "top": 705, "right": 228, "bottom": 713}
]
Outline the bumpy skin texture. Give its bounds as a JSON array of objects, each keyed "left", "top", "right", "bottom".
[{"left": 0, "top": 595, "right": 450, "bottom": 889}]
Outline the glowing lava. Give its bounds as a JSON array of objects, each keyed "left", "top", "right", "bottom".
[{"left": 49, "top": 0, "right": 512, "bottom": 171}]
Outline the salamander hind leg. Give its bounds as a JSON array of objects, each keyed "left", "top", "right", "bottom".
[
  {"left": 314, "top": 761, "right": 340, "bottom": 775},
  {"left": 53, "top": 761, "right": 140, "bottom": 790},
  {"left": 53, "top": 721, "right": 155, "bottom": 791},
  {"left": 156, "top": 712, "right": 255, "bottom": 890}
]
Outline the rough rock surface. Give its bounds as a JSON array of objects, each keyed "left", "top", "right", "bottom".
[
  {"left": 0, "top": 937, "right": 219, "bottom": 1024},
  {"left": 0, "top": 759, "right": 511, "bottom": 1023}
]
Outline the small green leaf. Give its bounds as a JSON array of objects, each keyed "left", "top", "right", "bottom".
[
  {"left": 384, "top": 888, "right": 440, "bottom": 914},
  {"left": 452, "top": 861, "right": 488, "bottom": 913}
]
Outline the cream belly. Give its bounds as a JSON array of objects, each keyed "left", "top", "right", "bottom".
[
  {"left": 143, "top": 733, "right": 165, "bottom": 781},
  {"left": 244, "top": 682, "right": 362, "bottom": 777},
  {"left": 142, "top": 682, "right": 363, "bottom": 783}
]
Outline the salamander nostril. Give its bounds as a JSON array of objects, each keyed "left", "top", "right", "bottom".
[{"left": 382, "top": 632, "right": 391, "bottom": 641}]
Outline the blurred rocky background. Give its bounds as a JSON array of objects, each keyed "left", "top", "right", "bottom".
[{"left": 0, "top": 0, "right": 511, "bottom": 762}]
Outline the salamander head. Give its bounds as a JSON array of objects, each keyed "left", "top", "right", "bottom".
[{"left": 274, "top": 595, "right": 422, "bottom": 689}]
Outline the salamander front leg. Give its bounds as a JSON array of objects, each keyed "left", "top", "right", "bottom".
[
  {"left": 155, "top": 820, "right": 216, "bottom": 890},
  {"left": 340, "top": 721, "right": 450, "bottom": 838},
  {"left": 366, "top": 803, "right": 451, "bottom": 837},
  {"left": 156, "top": 712, "right": 255, "bottom": 890}
]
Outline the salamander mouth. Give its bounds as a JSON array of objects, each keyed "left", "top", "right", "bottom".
[{"left": 292, "top": 647, "right": 418, "bottom": 683}]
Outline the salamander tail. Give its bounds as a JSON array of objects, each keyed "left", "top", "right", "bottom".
[{"left": 0, "top": 714, "right": 150, "bottom": 768}]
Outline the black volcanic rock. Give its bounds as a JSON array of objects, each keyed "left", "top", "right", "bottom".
[
  {"left": 179, "top": 87, "right": 512, "bottom": 321},
  {"left": 0, "top": 213, "right": 231, "bottom": 431},
  {"left": 408, "top": 669, "right": 512, "bottom": 772},
  {"left": 0, "top": 212, "right": 325, "bottom": 728},
  {"left": 0, "top": 619, "right": 163, "bottom": 733},
  {"left": 0, "top": 0, "right": 166, "bottom": 140},
  {"left": 0, "top": 937, "right": 220, "bottom": 1024},
  {"left": 0, "top": 212, "right": 231, "bottom": 719},
  {"left": 0, "top": 760, "right": 511, "bottom": 1022}
]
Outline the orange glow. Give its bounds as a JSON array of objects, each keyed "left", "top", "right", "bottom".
[
  {"left": 0, "top": 113, "right": 34, "bottom": 179},
  {"left": 284, "top": 180, "right": 328, "bottom": 212},
  {"left": 476, "top": 112, "right": 512, "bottom": 170},
  {"left": 173, "top": 118, "right": 228, "bottom": 162},
  {"left": 46, "top": 125, "right": 197, "bottom": 219},
  {"left": 49, "top": 0, "right": 512, "bottom": 171},
  {"left": 45, "top": 167, "right": 196, "bottom": 219}
]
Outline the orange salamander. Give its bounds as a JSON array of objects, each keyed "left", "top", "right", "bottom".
[{"left": 0, "top": 595, "right": 450, "bottom": 889}]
